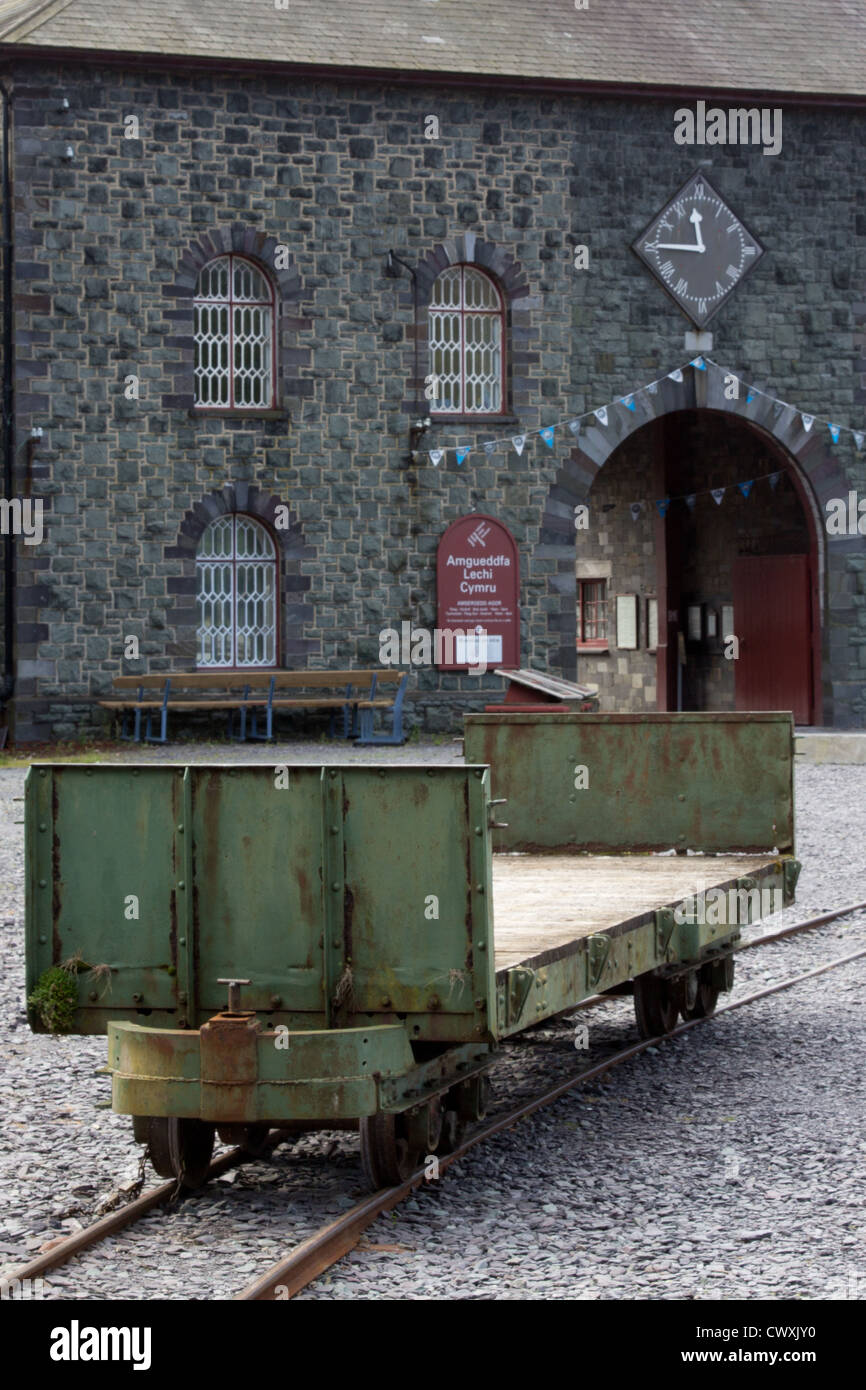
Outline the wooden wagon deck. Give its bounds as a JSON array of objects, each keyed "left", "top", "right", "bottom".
[{"left": 491, "top": 853, "right": 780, "bottom": 972}]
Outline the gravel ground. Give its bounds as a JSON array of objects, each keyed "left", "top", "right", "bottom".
[{"left": 0, "top": 744, "right": 863, "bottom": 1300}]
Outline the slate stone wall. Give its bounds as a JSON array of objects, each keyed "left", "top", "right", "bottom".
[{"left": 3, "top": 60, "right": 864, "bottom": 737}]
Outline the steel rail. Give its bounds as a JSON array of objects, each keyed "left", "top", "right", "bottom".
[
  {"left": 236, "top": 939, "right": 866, "bottom": 1300},
  {"left": 7, "top": 900, "right": 865, "bottom": 1296},
  {"left": 4, "top": 1129, "right": 293, "bottom": 1286}
]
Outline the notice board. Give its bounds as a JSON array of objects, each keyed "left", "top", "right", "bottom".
[{"left": 436, "top": 514, "right": 520, "bottom": 670}]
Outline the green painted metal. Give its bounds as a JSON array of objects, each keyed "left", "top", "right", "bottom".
[
  {"left": 463, "top": 712, "right": 795, "bottom": 854},
  {"left": 26, "top": 722, "right": 801, "bottom": 1132},
  {"left": 26, "top": 763, "right": 496, "bottom": 1043}
]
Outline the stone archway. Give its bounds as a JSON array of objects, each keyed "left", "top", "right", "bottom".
[{"left": 541, "top": 362, "right": 849, "bottom": 721}]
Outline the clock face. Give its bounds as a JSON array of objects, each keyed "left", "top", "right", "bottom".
[{"left": 632, "top": 172, "right": 764, "bottom": 328}]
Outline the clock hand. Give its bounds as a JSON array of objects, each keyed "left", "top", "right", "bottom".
[
  {"left": 655, "top": 243, "right": 706, "bottom": 252},
  {"left": 690, "top": 208, "right": 705, "bottom": 251}
]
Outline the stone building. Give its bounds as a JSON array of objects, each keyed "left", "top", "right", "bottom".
[{"left": 0, "top": 0, "right": 864, "bottom": 740}]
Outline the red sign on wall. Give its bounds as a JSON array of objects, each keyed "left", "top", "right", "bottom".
[{"left": 436, "top": 514, "right": 520, "bottom": 670}]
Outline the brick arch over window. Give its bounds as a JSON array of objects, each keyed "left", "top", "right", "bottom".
[
  {"left": 163, "top": 226, "right": 305, "bottom": 412},
  {"left": 539, "top": 370, "right": 846, "bottom": 716},
  {"left": 165, "top": 484, "right": 315, "bottom": 667},
  {"left": 407, "top": 235, "right": 530, "bottom": 417}
]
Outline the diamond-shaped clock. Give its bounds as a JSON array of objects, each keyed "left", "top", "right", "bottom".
[{"left": 632, "top": 172, "right": 764, "bottom": 328}]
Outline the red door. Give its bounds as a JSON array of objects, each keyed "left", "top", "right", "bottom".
[{"left": 731, "top": 556, "right": 812, "bottom": 724}]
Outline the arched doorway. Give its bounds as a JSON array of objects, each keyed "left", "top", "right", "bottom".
[{"left": 575, "top": 409, "right": 822, "bottom": 725}]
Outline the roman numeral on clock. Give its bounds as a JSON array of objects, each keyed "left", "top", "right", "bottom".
[
  {"left": 697, "top": 298, "right": 707, "bottom": 316},
  {"left": 715, "top": 281, "right": 726, "bottom": 297},
  {"left": 659, "top": 260, "right": 675, "bottom": 280},
  {"left": 726, "top": 264, "right": 740, "bottom": 281},
  {"left": 675, "top": 277, "right": 688, "bottom": 295}
]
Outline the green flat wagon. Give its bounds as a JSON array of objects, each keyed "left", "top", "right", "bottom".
[{"left": 24, "top": 711, "right": 799, "bottom": 1190}]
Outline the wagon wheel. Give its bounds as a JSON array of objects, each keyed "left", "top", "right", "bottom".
[
  {"left": 240, "top": 1124, "right": 271, "bottom": 1157},
  {"left": 683, "top": 959, "right": 730, "bottom": 1019},
  {"left": 633, "top": 973, "right": 679, "bottom": 1039},
  {"left": 359, "top": 1101, "right": 441, "bottom": 1190},
  {"left": 439, "top": 1072, "right": 491, "bottom": 1153},
  {"left": 146, "top": 1117, "right": 215, "bottom": 1189}
]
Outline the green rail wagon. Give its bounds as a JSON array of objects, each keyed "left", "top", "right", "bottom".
[{"left": 24, "top": 711, "right": 799, "bottom": 1190}]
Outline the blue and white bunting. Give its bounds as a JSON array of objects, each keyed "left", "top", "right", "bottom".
[
  {"left": 630, "top": 502, "right": 642, "bottom": 522},
  {"left": 656, "top": 498, "right": 671, "bottom": 517},
  {"left": 415, "top": 358, "right": 866, "bottom": 486},
  {"left": 684, "top": 494, "right": 696, "bottom": 510},
  {"left": 711, "top": 488, "right": 725, "bottom": 506}
]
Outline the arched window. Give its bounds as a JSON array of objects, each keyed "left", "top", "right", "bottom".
[
  {"left": 428, "top": 265, "right": 504, "bottom": 414},
  {"left": 194, "top": 255, "right": 276, "bottom": 409},
  {"left": 196, "top": 515, "right": 277, "bottom": 667}
]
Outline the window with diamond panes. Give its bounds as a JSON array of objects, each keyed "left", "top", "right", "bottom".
[
  {"left": 194, "top": 256, "right": 275, "bottom": 409},
  {"left": 428, "top": 266, "right": 504, "bottom": 414},
  {"left": 196, "top": 515, "right": 277, "bottom": 667}
]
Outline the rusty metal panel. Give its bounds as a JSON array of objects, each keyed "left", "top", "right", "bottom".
[
  {"left": 189, "top": 765, "right": 326, "bottom": 1019},
  {"left": 464, "top": 712, "right": 794, "bottom": 854},
  {"left": 334, "top": 766, "right": 495, "bottom": 1039},
  {"left": 27, "top": 762, "right": 497, "bottom": 1044},
  {"left": 26, "top": 764, "right": 180, "bottom": 1031}
]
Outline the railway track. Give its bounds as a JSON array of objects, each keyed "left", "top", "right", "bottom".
[{"left": 8, "top": 899, "right": 866, "bottom": 1301}]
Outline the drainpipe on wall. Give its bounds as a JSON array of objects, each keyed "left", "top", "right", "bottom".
[{"left": 0, "top": 80, "right": 15, "bottom": 735}]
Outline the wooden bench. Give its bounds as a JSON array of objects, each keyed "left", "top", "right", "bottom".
[{"left": 99, "top": 670, "right": 409, "bottom": 745}]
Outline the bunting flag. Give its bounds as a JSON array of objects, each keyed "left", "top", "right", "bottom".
[
  {"left": 685, "top": 494, "right": 696, "bottom": 510},
  {"left": 630, "top": 502, "right": 643, "bottom": 522},
  {"left": 711, "top": 488, "right": 725, "bottom": 506},
  {"left": 414, "top": 356, "right": 864, "bottom": 471},
  {"left": 768, "top": 472, "right": 781, "bottom": 489},
  {"left": 738, "top": 480, "right": 754, "bottom": 499},
  {"left": 656, "top": 498, "right": 671, "bottom": 517}
]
